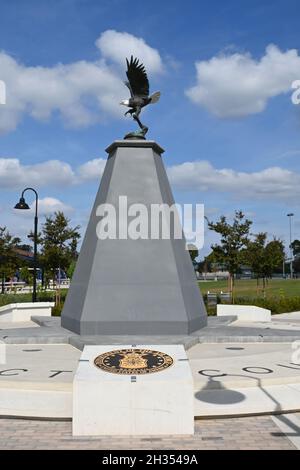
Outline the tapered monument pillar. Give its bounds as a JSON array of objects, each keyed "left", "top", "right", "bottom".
[{"left": 62, "top": 140, "right": 207, "bottom": 335}]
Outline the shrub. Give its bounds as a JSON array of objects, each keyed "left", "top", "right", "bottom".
[
  {"left": 0, "top": 293, "right": 55, "bottom": 307},
  {"left": 203, "top": 294, "right": 300, "bottom": 315},
  {"left": 0, "top": 289, "right": 68, "bottom": 313},
  {"left": 52, "top": 303, "right": 63, "bottom": 316},
  {"left": 234, "top": 296, "right": 300, "bottom": 314}
]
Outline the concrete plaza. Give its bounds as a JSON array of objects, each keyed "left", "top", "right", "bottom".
[{"left": 0, "top": 310, "right": 300, "bottom": 448}]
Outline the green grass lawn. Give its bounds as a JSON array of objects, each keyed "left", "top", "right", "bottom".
[{"left": 199, "top": 278, "right": 300, "bottom": 299}]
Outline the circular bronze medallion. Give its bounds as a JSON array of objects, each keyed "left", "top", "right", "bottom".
[{"left": 94, "top": 348, "right": 173, "bottom": 375}]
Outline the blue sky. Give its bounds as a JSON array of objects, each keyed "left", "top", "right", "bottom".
[{"left": 0, "top": 0, "right": 300, "bottom": 256}]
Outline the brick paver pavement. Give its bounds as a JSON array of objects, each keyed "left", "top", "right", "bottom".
[{"left": 0, "top": 415, "right": 297, "bottom": 450}]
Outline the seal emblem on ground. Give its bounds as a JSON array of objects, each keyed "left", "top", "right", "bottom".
[{"left": 94, "top": 348, "right": 174, "bottom": 375}]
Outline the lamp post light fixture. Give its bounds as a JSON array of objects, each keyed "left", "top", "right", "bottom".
[
  {"left": 287, "top": 212, "right": 294, "bottom": 279},
  {"left": 14, "top": 188, "right": 39, "bottom": 302}
]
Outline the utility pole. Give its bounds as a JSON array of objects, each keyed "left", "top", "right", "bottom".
[{"left": 287, "top": 213, "right": 294, "bottom": 279}]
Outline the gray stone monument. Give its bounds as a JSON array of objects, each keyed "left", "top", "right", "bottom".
[{"left": 61, "top": 139, "right": 207, "bottom": 335}]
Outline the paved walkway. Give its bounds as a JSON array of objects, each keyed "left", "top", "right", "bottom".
[{"left": 0, "top": 414, "right": 298, "bottom": 450}]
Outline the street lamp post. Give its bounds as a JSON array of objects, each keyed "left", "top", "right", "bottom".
[
  {"left": 287, "top": 213, "right": 294, "bottom": 279},
  {"left": 14, "top": 188, "right": 39, "bottom": 302}
]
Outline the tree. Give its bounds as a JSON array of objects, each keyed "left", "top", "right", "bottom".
[
  {"left": 0, "top": 226, "right": 21, "bottom": 293},
  {"left": 67, "top": 259, "right": 77, "bottom": 280},
  {"left": 293, "top": 257, "right": 300, "bottom": 276},
  {"left": 16, "top": 243, "right": 32, "bottom": 252},
  {"left": 187, "top": 244, "right": 199, "bottom": 262},
  {"left": 197, "top": 256, "right": 213, "bottom": 274},
  {"left": 243, "top": 233, "right": 284, "bottom": 294},
  {"left": 287, "top": 239, "right": 300, "bottom": 277},
  {"left": 242, "top": 232, "right": 267, "bottom": 282},
  {"left": 19, "top": 266, "right": 33, "bottom": 286},
  {"left": 291, "top": 240, "right": 300, "bottom": 257},
  {"left": 263, "top": 238, "right": 285, "bottom": 279},
  {"left": 187, "top": 243, "right": 199, "bottom": 270},
  {"left": 292, "top": 240, "right": 300, "bottom": 276},
  {"left": 207, "top": 211, "right": 252, "bottom": 299},
  {"left": 39, "top": 212, "right": 80, "bottom": 303}
]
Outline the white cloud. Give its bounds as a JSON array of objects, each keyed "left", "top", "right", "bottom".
[
  {"left": 0, "top": 52, "right": 123, "bottom": 133},
  {"left": 0, "top": 156, "right": 106, "bottom": 189},
  {"left": 38, "top": 197, "right": 73, "bottom": 215},
  {"left": 96, "top": 30, "right": 163, "bottom": 74},
  {"left": 3, "top": 153, "right": 300, "bottom": 204},
  {"left": 0, "top": 79, "right": 6, "bottom": 104},
  {"left": 77, "top": 158, "right": 106, "bottom": 181},
  {"left": 0, "top": 30, "right": 163, "bottom": 133},
  {"left": 13, "top": 197, "right": 73, "bottom": 217},
  {"left": 168, "top": 160, "right": 300, "bottom": 202},
  {"left": 0, "top": 158, "right": 75, "bottom": 189},
  {"left": 186, "top": 44, "right": 300, "bottom": 117}
]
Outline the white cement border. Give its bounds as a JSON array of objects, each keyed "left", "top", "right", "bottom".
[
  {"left": 0, "top": 303, "right": 54, "bottom": 322},
  {"left": 217, "top": 304, "right": 271, "bottom": 322}
]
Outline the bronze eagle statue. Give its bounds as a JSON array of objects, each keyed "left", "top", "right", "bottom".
[{"left": 120, "top": 56, "right": 161, "bottom": 139}]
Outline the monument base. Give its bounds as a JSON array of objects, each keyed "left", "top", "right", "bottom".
[
  {"left": 62, "top": 140, "right": 207, "bottom": 336},
  {"left": 73, "top": 345, "right": 194, "bottom": 436}
]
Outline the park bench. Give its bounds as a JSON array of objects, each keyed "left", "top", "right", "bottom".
[
  {"left": 207, "top": 292, "right": 218, "bottom": 306},
  {"left": 220, "top": 291, "right": 231, "bottom": 303}
]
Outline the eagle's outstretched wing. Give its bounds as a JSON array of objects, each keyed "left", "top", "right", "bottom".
[{"left": 126, "top": 56, "right": 149, "bottom": 98}]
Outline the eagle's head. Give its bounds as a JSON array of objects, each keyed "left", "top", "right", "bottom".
[{"left": 120, "top": 99, "right": 130, "bottom": 107}]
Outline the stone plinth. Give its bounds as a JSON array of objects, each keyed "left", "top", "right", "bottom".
[
  {"left": 72, "top": 345, "right": 194, "bottom": 436},
  {"left": 62, "top": 140, "right": 207, "bottom": 335}
]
